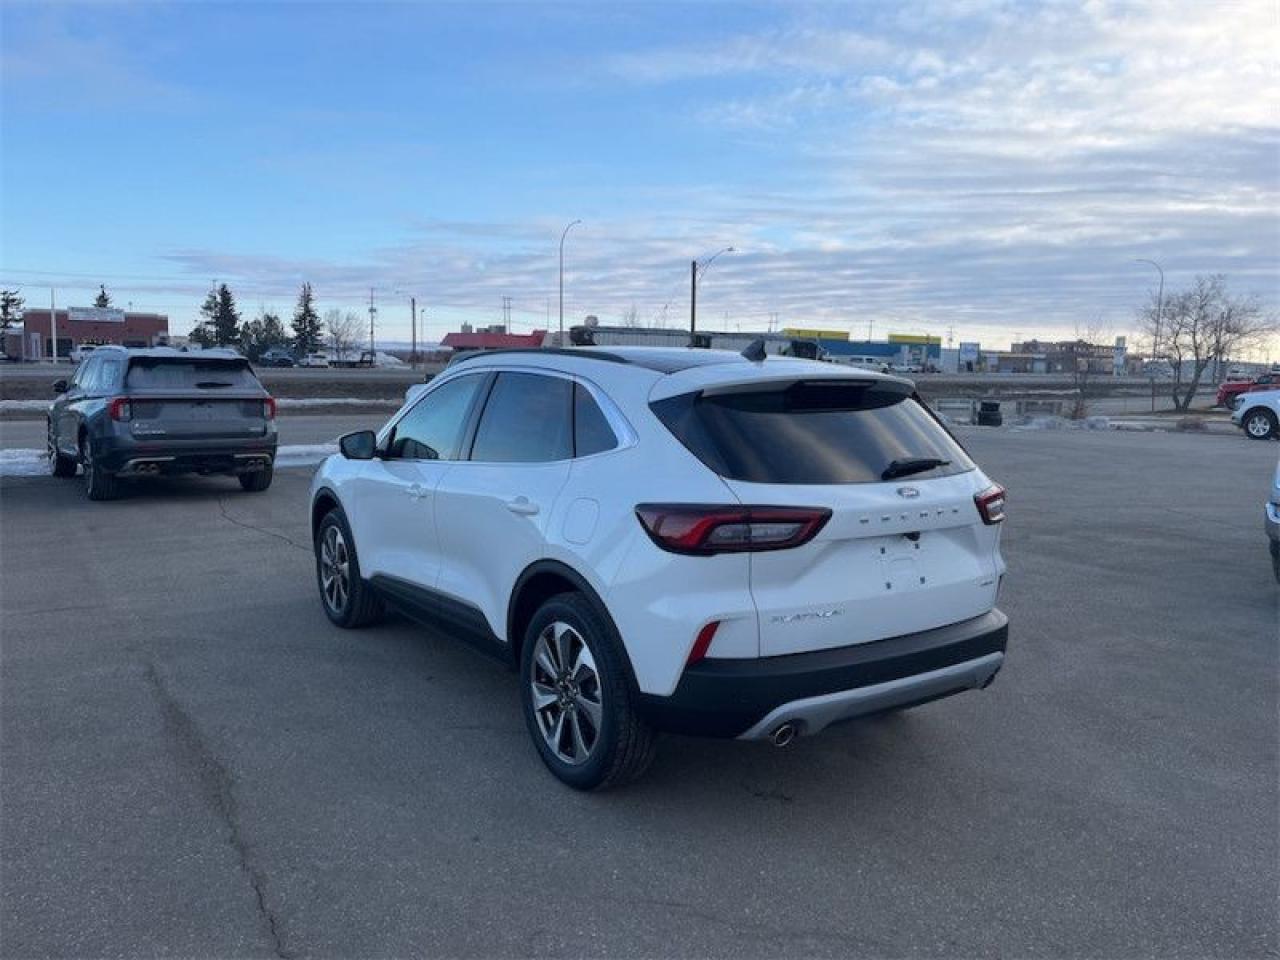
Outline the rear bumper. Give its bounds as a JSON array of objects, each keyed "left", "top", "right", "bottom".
[
  {"left": 94, "top": 435, "right": 277, "bottom": 475},
  {"left": 637, "top": 609, "right": 1008, "bottom": 739}
]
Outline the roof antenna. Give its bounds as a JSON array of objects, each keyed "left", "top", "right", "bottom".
[{"left": 741, "top": 338, "right": 767, "bottom": 363}]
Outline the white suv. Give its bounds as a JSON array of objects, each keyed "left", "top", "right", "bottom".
[{"left": 309, "top": 346, "right": 1009, "bottom": 789}]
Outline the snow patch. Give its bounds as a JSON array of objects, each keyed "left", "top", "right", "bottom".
[
  {"left": 0, "top": 443, "right": 338, "bottom": 477},
  {"left": 0, "top": 400, "right": 53, "bottom": 412}
]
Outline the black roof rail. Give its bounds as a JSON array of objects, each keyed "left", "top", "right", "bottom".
[{"left": 448, "top": 347, "right": 634, "bottom": 367}]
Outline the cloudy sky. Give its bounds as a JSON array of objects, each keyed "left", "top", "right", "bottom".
[{"left": 2, "top": 0, "right": 1277, "bottom": 350}]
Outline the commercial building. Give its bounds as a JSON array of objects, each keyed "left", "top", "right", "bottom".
[
  {"left": 3, "top": 307, "right": 170, "bottom": 361},
  {"left": 440, "top": 325, "right": 547, "bottom": 351}
]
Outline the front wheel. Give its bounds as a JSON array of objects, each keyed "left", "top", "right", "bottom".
[
  {"left": 48, "top": 422, "right": 76, "bottom": 477},
  {"left": 1243, "top": 409, "right": 1277, "bottom": 440},
  {"left": 314, "top": 509, "right": 384, "bottom": 627},
  {"left": 520, "top": 592, "right": 655, "bottom": 791}
]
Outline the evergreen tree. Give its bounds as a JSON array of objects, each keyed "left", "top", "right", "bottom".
[
  {"left": 291, "top": 283, "right": 322, "bottom": 353},
  {"left": 212, "top": 284, "right": 241, "bottom": 346},
  {"left": 189, "top": 288, "right": 220, "bottom": 347},
  {"left": 94, "top": 285, "right": 112, "bottom": 308},
  {"left": 241, "top": 310, "right": 289, "bottom": 360},
  {"left": 0, "top": 289, "right": 24, "bottom": 330}
]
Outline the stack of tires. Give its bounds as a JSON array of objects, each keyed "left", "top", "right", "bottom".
[{"left": 976, "top": 400, "right": 1003, "bottom": 427}]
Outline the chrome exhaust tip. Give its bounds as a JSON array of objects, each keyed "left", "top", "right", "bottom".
[{"left": 770, "top": 722, "right": 797, "bottom": 748}]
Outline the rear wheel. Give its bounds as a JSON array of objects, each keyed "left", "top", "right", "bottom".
[
  {"left": 315, "top": 509, "right": 383, "bottom": 627},
  {"left": 48, "top": 422, "right": 76, "bottom": 477},
  {"left": 80, "top": 434, "right": 119, "bottom": 501},
  {"left": 1243, "top": 409, "right": 1277, "bottom": 440},
  {"left": 520, "top": 592, "right": 655, "bottom": 791},
  {"left": 239, "top": 463, "right": 273, "bottom": 492}
]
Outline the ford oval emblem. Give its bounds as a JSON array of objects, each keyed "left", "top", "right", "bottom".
[{"left": 897, "top": 486, "right": 920, "bottom": 499}]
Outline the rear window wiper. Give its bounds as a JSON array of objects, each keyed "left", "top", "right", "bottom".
[
  {"left": 882, "top": 457, "right": 950, "bottom": 480},
  {"left": 195, "top": 381, "right": 236, "bottom": 388}
]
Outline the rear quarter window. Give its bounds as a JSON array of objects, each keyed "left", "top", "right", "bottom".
[{"left": 651, "top": 379, "right": 974, "bottom": 484}]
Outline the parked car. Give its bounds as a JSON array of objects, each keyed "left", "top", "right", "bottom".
[
  {"left": 1217, "top": 373, "right": 1280, "bottom": 409},
  {"left": 48, "top": 346, "right": 278, "bottom": 500},
  {"left": 1232, "top": 389, "right": 1280, "bottom": 441},
  {"left": 258, "top": 348, "right": 295, "bottom": 368},
  {"left": 70, "top": 344, "right": 98, "bottom": 364},
  {"left": 309, "top": 345, "right": 1009, "bottom": 789},
  {"left": 1266, "top": 460, "right": 1280, "bottom": 582},
  {"left": 298, "top": 353, "right": 331, "bottom": 368}
]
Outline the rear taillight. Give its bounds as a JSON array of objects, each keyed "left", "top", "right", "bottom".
[
  {"left": 635, "top": 504, "right": 831, "bottom": 555},
  {"left": 975, "top": 484, "right": 1006, "bottom": 525},
  {"left": 108, "top": 397, "right": 131, "bottom": 421},
  {"left": 263, "top": 397, "right": 277, "bottom": 420}
]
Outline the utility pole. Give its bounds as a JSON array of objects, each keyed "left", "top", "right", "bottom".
[
  {"left": 866, "top": 318, "right": 874, "bottom": 341},
  {"left": 410, "top": 297, "right": 417, "bottom": 370},
  {"left": 49, "top": 288, "right": 57, "bottom": 363},
  {"left": 502, "top": 295, "right": 512, "bottom": 330},
  {"left": 368, "top": 288, "right": 377, "bottom": 357},
  {"left": 689, "top": 259, "right": 697, "bottom": 338}
]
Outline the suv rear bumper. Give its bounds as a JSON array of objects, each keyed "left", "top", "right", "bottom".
[
  {"left": 637, "top": 609, "right": 1008, "bottom": 739},
  {"left": 93, "top": 436, "right": 277, "bottom": 476}
]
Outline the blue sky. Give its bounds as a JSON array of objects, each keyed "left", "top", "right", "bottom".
[{"left": 2, "top": 0, "right": 1277, "bottom": 351}]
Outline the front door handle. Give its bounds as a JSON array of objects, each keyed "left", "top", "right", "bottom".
[
  {"left": 407, "top": 483, "right": 429, "bottom": 500},
  {"left": 505, "top": 496, "right": 539, "bottom": 516}
]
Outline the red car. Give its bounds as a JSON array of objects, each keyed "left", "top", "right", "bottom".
[{"left": 1218, "top": 373, "right": 1280, "bottom": 409}]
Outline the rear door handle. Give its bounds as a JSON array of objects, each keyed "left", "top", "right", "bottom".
[
  {"left": 505, "top": 496, "right": 539, "bottom": 516},
  {"left": 407, "top": 483, "right": 429, "bottom": 500}
]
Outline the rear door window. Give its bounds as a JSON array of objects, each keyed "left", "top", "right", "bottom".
[
  {"left": 470, "top": 373, "right": 573, "bottom": 463},
  {"left": 651, "top": 379, "right": 974, "bottom": 484},
  {"left": 125, "top": 360, "right": 262, "bottom": 391}
]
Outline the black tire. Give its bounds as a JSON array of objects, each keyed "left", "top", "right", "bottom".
[
  {"left": 80, "top": 434, "right": 119, "bottom": 501},
  {"left": 314, "top": 508, "right": 384, "bottom": 627},
  {"left": 519, "top": 592, "right": 656, "bottom": 791},
  {"left": 1242, "top": 408, "right": 1277, "bottom": 441},
  {"left": 239, "top": 463, "right": 273, "bottom": 492},
  {"left": 48, "top": 422, "right": 76, "bottom": 478}
]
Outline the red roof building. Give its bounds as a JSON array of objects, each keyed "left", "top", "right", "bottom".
[{"left": 440, "top": 329, "right": 547, "bottom": 351}]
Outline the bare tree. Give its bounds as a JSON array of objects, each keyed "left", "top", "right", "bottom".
[
  {"left": 1068, "top": 317, "right": 1108, "bottom": 419},
  {"left": 620, "top": 304, "right": 640, "bottom": 327},
  {"left": 325, "top": 309, "right": 363, "bottom": 362},
  {"left": 1139, "top": 275, "right": 1275, "bottom": 411}
]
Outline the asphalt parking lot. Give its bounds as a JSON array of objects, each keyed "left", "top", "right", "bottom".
[{"left": 1, "top": 428, "right": 1275, "bottom": 958}]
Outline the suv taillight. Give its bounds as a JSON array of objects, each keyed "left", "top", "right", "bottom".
[
  {"left": 635, "top": 504, "right": 831, "bottom": 555},
  {"left": 108, "top": 397, "right": 131, "bottom": 421},
  {"left": 975, "top": 484, "right": 1006, "bottom": 525},
  {"left": 263, "top": 397, "right": 277, "bottom": 420}
]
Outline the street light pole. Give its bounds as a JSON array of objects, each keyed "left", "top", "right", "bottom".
[
  {"left": 689, "top": 246, "right": 735, "bottom": 341},
  {"left": 558, "top": 219, "right": 581, "bottom": 346},
  {"left": 410, "top": 296, "right": 417, "bottom": 370},
  {"left": 1133, "top": 258, "right": 1164, "bottom": 358}
]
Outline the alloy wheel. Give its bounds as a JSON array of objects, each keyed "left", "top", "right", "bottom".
[
  {"left": 1246, "top": 413, "right": 1273, "bottom": 438},
  {"left": 530, "top": 620, "right": 603, "bottom": 765},
  {"left": 320, "top": 524, "right": 351, "bottom": 613}
]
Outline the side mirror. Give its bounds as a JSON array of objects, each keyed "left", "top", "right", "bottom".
[
  {"left": 52, "top": 379, "right": 68, "bottom": 395},
  {"left": 338, "top": 430, "right": 377, "bottom": 460}
]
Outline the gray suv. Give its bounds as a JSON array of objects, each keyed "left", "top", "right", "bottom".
[{"left": 48, "top": 346, "right": 278, "bottom": 500}]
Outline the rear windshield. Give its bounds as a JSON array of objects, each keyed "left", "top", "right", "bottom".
[
  {"left": 125, "top": 359, "right": 262, "bottom": 391},
  {"left": 651, "top": 379, "right": 974, "bottom": 485}
]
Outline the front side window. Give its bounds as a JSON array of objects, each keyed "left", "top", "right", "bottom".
[
  {"left": 386, "top": 373, "right": 485, "bottom": 460},
  {"left": 76, "top": 357, "right": 101, "bottom": 393},
  {"left": 470, "top": 373, "right": 573, "bottom": 463}
]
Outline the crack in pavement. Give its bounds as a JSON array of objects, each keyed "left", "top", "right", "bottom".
[
  {"left": 216, "top": 496, "right": 311, "bottom": 554},
  {"left": 143, "top": 663, "right": 293, "bottom": 959}
]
